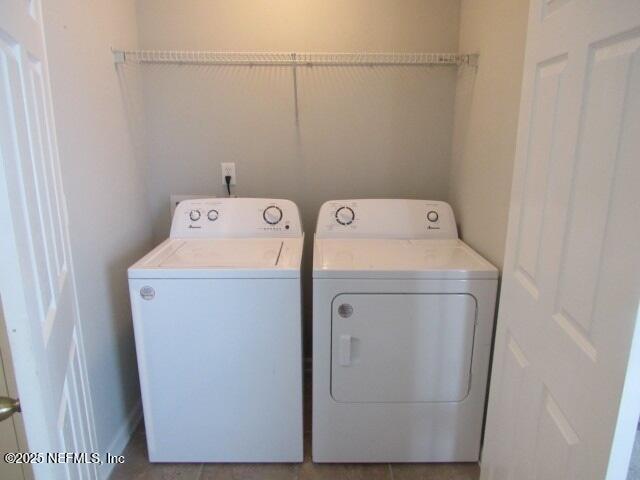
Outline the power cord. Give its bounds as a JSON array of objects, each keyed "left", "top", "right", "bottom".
[{"left": 225, "top": 175, "right": 232, "bottom": 197}]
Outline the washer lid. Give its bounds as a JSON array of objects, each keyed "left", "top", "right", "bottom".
[
  {"left": 129, "top": 237, "right": 303, "bottom": 279},
  {"left": 160, "top": 239, "right": 283, "bottom": 268},
  {"left": 313, "top": 238, "right": 497, "bottom": 279}
]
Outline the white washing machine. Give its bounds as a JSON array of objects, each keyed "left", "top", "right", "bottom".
[
  {"left": 312, "top": 199, "right": 498, "bottom": 463},
  {"left": 129, "top": 198, "right": 303, "bottom": 463}
]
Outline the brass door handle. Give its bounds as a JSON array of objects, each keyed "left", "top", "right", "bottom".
[{"left": 0, "top": 396, "right": 20, "bottom": 422}]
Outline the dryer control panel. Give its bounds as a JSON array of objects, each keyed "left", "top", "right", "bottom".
[
  {"left": 315, "top": 199, "right": 458, "bottom": 239},
  {"left": 171, "top": 198, "right": 303, "bottom": 238}
]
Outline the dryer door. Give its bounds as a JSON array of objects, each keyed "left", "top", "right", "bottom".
[{"left": 331, "top": 293, "right": 476, "bottom": 403}]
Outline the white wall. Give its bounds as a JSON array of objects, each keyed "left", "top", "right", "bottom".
[
  {"left": 448, "top": 0, "right": 530, "bottom": 268},
  {"left": 43, "top": 0, "right": 153, "bottom": 463}
]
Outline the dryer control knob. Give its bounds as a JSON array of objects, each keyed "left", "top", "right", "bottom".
[
  {"left": 207, "top": 209, "right": 219, "bottom": 221},
  {"left": 427, "top": 210, "right": 439, "bottom": 222},
  {"left": 263, "top": 205, "right": 283, "bottom": 225},
  {"left": 189, "top": 209, "right": 201, "bottom": 221},
  {"left": 335, "top": 206, "right": 355, "bottom": 226}
]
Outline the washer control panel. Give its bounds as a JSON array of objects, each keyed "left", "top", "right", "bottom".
[
  {"left": 316, "top": 199, "right": 458, "bottom": 239},
  {"left": 171, "top": 198, "right": 302, "bottom": 238},
  {"left": 263, "top": 205, "right": 283, "bottom": 225}
]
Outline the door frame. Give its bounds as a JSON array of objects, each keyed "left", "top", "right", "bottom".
[{"left": 603, "top": 306, "right": 640, "bottom": 479}]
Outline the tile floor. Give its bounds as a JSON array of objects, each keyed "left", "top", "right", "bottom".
[
  {"left": 110, "top": 379, "right": 479, "bottom": 480},
  {"left": 109, "top": 425, "right": 479, "bottom": 480}
]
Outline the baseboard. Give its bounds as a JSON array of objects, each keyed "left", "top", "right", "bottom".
[{"left": 98, "top": 399, "right": 143, "bottom": 480}]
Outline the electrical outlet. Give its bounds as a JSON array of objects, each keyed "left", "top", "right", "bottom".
[{"left": 221, "top": 162, "right": 237, "bottom": 185}]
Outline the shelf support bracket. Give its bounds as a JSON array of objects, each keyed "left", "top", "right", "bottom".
[
  {"left": 291, "top": 53, "right": 300, "bottom": 127},
  {"left": 112, "top": 49, "right": 126, "bottom": 65}
]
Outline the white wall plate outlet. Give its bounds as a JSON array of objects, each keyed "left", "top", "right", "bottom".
[
  {"left": 170, "top": 194, "right": 215, "bottom": 217},
  {"left": 221, "top": 162, "right": 237, "bottom": 185}
]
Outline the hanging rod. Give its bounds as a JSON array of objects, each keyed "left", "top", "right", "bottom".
[{"left": 112, "top": 50, "right": 478, "bottom": 67}]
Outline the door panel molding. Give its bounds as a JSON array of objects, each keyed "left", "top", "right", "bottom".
[
  {"left": 0, "top": 1, "right": 98, "bottom": 478},
  {"left": 482, "top": 1, "right": 640, "bottom": 479}
]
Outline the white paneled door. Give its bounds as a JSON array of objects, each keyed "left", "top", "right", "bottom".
[
  {"left": 0, "top": 1, "right": 97, "bottom": 479},
  {"left": 482, "top": 1, "right": 640, "bottom": 480}
]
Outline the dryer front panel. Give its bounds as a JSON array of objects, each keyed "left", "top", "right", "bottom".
[{"left": 331, "top": 293, "right": 477, "bottom": 403}]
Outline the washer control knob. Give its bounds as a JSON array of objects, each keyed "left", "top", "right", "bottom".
[
  {"left": 335, "top": 206, "right": 355, "bottom": 226},
  {"left": 427, "top": 210, "right": 439, "bottom": 222},
  {"left": 263, "top": 205, "right": 283, "bottom": 225},
  {"left": 207, "top": 209, "right": 219, "bottom": 221},
  {"left": 189, "top": 209, "right": 201, "bottom": 221}
]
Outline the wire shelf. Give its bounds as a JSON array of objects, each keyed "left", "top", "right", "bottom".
[{"left": 113, "top": 50, "right": 478, "bottom": 67}]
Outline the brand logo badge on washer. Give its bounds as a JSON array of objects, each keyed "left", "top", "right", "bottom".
[
  {"left": 140, "top": 286, "right": 155, "bottom": 300},
  {"left": 338, "top": 304, "right": 353, "bottom": 318}
]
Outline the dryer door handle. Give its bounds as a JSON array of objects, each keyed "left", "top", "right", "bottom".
[{"left": 339, "top": 334, "right": 352, "bottom": 366}]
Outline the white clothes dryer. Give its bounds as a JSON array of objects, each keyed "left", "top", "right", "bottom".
[
  {"left": 129, "top": 198, "right": 303, "bottom": 462},
  {"left": 312, "top": 199, "right": 497, "bottom": 462}
]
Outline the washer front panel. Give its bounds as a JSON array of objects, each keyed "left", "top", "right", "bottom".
[{"left": 130, "top": 277, "right": 303, "bottom": 462}]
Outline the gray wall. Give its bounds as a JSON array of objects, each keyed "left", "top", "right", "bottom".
[
  {"left": 135, "top": 0, "right": 462, "bottom": 352},
  {"left": 43, "top": 0, "right": 154, "bottom": 459},
  {"left": 135, "top": 0, "right": 461, "bottom": 240},
  {"left": 448, "top": 0, "right": 530, "bottom": 268}
]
